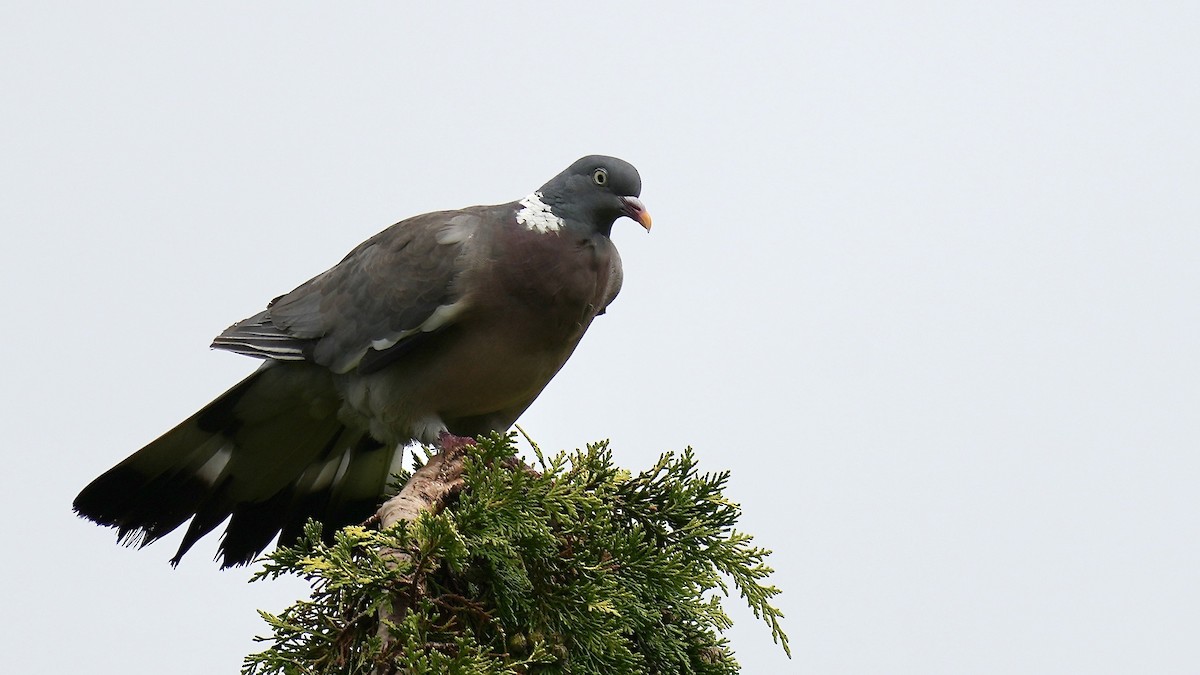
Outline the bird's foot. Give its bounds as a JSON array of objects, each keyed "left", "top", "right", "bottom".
[{"left": 437, "top": 431, "right": 476, "bottom": 454}]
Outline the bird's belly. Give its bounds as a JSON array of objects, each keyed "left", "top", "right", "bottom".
[{"left": 335, "top": 311, "right": 590, "bottom": 445}]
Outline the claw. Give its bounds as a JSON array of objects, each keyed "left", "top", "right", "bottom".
[{"left": 437, "top": 431, "right": 476, "bottom": 453}]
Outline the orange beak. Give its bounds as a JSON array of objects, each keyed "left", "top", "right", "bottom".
[{"left": 621, "top": 197, "right": 653, "bottom": 232}]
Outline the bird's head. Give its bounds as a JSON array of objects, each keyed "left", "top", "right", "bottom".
[{"left": 536, "top": 155, "right": 652, "bottom": 237}]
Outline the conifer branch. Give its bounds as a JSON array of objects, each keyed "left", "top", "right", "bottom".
[{"left": 243, "top": 434, "right": 790, "bottom": 674}]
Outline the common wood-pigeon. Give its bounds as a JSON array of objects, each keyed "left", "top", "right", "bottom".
[{"left": 74, "top": 155, "right": 651, "bottom": 567}]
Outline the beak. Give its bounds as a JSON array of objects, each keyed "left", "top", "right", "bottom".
[{"left": 620, "top": 196, "right": 653, "bottom": 232}]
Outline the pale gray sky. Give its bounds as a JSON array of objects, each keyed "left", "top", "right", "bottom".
[{"left": 3, "top": 2, "right": 1198, "bottom": 673}]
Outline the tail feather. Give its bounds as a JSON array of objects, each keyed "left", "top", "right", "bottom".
[
  {"left": 77, "top": 432, "right": 238, "bottom": 550},
  {"left": 216, "top": 429, "right": 391, "bottom": 567},
  {"left": 319, "top": 434, "right": 401, "bottom": 532},
  {"left": 74, "top": 363, "right": 401, "bottom": 567},
  {"left": 214, "top": 486, "right": 296, "bottom": 567},
  {"left": 169, "top": 475, "right": 236, "bottom": 564}
]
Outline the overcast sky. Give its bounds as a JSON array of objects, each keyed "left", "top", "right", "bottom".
[{"left": 3, "top": 2, "right": 1198, "bottom": 673}]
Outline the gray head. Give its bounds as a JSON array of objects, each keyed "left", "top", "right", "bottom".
[{"left": 535, "top": 155, "right": 652, "bottom": 236}]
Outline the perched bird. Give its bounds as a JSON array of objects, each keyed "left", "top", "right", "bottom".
[{"left": 74, "top": 155, "right": 651, "bottom": 567}]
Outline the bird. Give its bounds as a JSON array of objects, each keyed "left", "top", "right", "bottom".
[{"left": 74, "top": 155, "right": 651, "bottom": 567}]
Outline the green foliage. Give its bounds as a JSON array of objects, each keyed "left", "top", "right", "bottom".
[{"left": 243, "top": 434, "right": 789, "bottom": 675}]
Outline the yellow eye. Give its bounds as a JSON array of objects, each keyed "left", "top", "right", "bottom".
[{"left": 592, "top": 168, "right": 608, "bottom": 186}]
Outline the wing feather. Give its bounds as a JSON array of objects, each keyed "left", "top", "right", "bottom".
[{"left": 212, "top": 207, "right": 496, "bottom": 373}]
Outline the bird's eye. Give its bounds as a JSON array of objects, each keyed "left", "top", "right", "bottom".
[{"left": 592, "top": 168, "right": 608, "bottom": 186}]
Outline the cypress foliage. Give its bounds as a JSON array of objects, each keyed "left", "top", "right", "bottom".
[{"left": 243, "top": 434, "right": 789, "bottom": 674}]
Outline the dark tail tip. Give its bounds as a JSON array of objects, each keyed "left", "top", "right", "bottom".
[{"left": 74, "top": 463, "right": 210, "bottom": 553}]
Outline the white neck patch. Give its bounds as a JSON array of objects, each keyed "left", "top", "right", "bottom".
[{"left": 515, "top": 191, "right": 564, "bottom": 233}]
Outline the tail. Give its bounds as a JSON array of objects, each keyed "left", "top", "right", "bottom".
[{"left": 74, "top": 362, "right": 402, "bottom": 567}]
